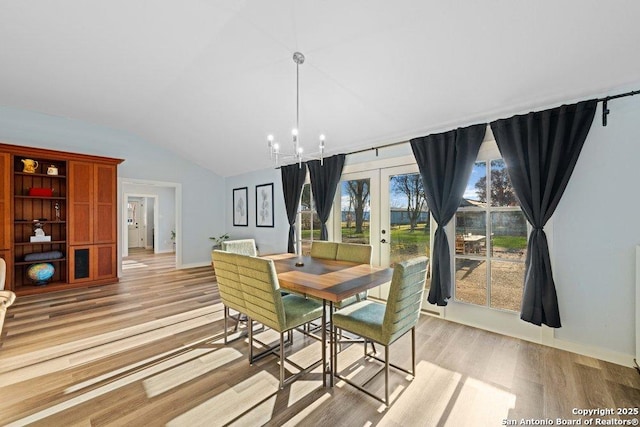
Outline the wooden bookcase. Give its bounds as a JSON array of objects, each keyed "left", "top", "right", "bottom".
[{"left": 0, "top": 143, "right": 123, "bottom": 295}]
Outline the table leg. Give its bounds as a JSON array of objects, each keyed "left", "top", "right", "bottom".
[
  {"left": 329, "top": 301, "right": 334, "bottom": 387},
  {"left": 322, "top": 301, "right": 327, "bottom": 387}
]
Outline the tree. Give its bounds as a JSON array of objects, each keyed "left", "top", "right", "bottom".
[
  {"left": 391, "top": 174, "right": 427, "bottom": 232},
  {"left": 474, "top": 164, "right": 517, "bottom": 206},
  {"left": 345, "top": 180, "right": 370, "bottom": 234}
]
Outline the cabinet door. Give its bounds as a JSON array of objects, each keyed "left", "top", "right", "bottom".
[
  {"left": 68, "top": 244, "right": 117, "bottom": 283},
  {"left": 0, "top": 153, "right": 11, "bottom": 250},
  {"left": 94, "top": 243, "right": 117, "bottom": 280},
  {"left": 68, "top": 162, "right": 94, "bottom": 245},
  {"left": 94, "top": 164, "right": 117, "bottom": 243}
]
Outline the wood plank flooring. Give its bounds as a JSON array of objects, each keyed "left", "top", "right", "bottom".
[{"left": 0, "top": 249, "right": 638, "bottom": 426}]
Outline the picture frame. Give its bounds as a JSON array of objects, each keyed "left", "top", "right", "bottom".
[
  {"left": 255, "top": 183, "right": 274, "bottom": 227},
  {"left": 233, "top": 187, "right": 248, "bottom": 226}
]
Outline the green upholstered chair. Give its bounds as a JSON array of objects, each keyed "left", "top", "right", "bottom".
[
  {"left": 212, "top": 250, "right": 248, "bottom": 344},
  {"left": 332, "top": 256, "right": 428, "bottom": 405},
  {"left": 221, "top": 239, "right": 258, "bottom": 257},
  {"left": 336, "top": 243, "right": 372, "bottom": 264},
  {"left": 335, "top": 243, "right": 373, "bottom": 308},
  {"left": 235, "top": 255, "right": 324, "bottom": 388},
  {"left": 310, "top": 241, "right": 338, "bottom": 260}
]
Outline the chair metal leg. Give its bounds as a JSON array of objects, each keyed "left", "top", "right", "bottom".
[
  {"left": 411, "top": 327, "right": 416, "bottom": 375},
  {"left": 248, "top": 318, "right": 254, "bottom": 364},
  {"left": 385, "top": 345, "right": 390, "bottom": 405},
  {"left": 223, "top": 306, "right": 229, "bottom": 344},
  {"left": 280, "top": 333, "right": 285, "bottom": 388}
]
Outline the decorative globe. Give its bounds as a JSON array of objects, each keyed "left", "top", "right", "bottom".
[{"left": 27, "top": 263, "right": 55, "bottom": 285}]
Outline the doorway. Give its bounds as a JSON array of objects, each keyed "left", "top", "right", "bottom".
[{"left": 120, "top": 179, "right": 181, "bottom": 273}]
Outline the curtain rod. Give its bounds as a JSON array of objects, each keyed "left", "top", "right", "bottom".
[
  {"left": 343, "top": 88, "right": 640, "bottom": 158},
  {"left": 597, "top": 89, "right": 640, "bottom": 126}
]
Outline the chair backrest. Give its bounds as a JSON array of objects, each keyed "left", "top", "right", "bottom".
[
  {"left": 0, "top": 258, "right": 6, "bottom": 290},
  {"left": 222, "top": 239, "right": 258, "bottom": 257},
  {"left": 382, "top": 256, "right": 428, "bottom": 343},
  {"left": 235, "top": 255, "right": 285, "bottom": 332},
  {"left": 336, "top": 243, "right": 372, "bottom": 264},
  {"left": 310, "top": 241, "right": 338, "bottom": 260},
  {"left": 212, "top": 250, "right": 245, "bottom": 313},
  {"left": 0, "top": 290, "right": 16, "bottom": 339}
]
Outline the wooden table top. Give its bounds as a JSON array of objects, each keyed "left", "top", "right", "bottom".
[{"left": 265, "top": 254, "right": 393, "bottom": 303}]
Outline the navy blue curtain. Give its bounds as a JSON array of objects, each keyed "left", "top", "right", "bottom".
[
  {"left": 490, "top": 100, "right": 597, "bottom": 327},
  {"left": 281, "top": 163, "right": 307, "bottom": 253},
  {"left": 410, "top": 124, "right": 486, "bottom": 306},
  {"left": 307, "top": 154, "right": 345, "bottom": 240}
]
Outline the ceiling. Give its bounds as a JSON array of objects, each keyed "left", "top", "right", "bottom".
[{"left": 1, "top": 1, "right": 639, "bottom": 177}]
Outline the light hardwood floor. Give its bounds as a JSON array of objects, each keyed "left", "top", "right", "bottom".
[{"left": 0, "top": 249, "right": 638, "bottom": 426}]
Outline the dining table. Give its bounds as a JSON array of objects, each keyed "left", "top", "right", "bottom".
[{"left": 264, "top": 253, "right": 394, "bottom": 387}]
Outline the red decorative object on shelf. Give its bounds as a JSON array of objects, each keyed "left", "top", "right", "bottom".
[{"left": 28, "top": 188, "right": 53, "bottom": 197}]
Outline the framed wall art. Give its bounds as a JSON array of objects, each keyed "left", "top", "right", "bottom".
[
  {"left": 233, "top": 187, "right": 248, "bottom": 226},
  {"left": 255, "top": 183, "right": 274, "bottom": 227}
]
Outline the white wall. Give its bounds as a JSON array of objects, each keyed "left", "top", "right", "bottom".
[
  {"left": 225, "top": 167, "right": 288, "bottom": 255},
  {"left": 553, "top": 96, "right": 640, "bottom": 360},
  {"left": 0, "top": 105, "right": 226, "bottom": 267}
]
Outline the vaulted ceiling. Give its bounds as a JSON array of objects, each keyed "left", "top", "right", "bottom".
[{"left": 1, "top": 1, "right": 639, "bottom": 176}]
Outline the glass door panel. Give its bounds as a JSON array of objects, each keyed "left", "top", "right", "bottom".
[
  {"left": 379, "top": 165, "right": 433, "bottom": 307},
  {"left": 340, "top": 178, "right": 371, "bottom": 245}
]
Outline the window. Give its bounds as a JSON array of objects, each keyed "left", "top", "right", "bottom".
[
  {"left": 298, "top": 183, "right": 321, "bottom": 255},
  {"left": 454, "top": 158, "right": 527, "bottom": 311}
]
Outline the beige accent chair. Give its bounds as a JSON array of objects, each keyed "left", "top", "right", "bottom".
[
  {"left": 235, "top": 255, "right": 324, "bottom": 388},
  {"left": 211, "top": 250, "right": 248, "bottom": 343},
  {"left": 221, "top": 239, "right": 258, "bottom": 257},
  {"left": 1, "top": 259, "right": 16, "bottom": 340},
  {"left": 0, "top": 258, "right": 5, "bottom": 290},
  {"left": 332, "top": 256, "right": 428, "bottom": 405}
]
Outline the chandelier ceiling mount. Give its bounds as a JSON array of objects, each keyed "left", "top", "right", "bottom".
[{"left": 267, "top": 52, "right": 325, "bottom": 168}]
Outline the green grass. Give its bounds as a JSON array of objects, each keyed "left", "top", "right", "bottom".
[{"left": 492, "top": 235, "right": 527, "bottom": 250}]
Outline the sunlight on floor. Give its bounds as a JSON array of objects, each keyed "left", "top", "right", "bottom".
[
  {"left": 143, "top": 347, "right": 242, "bottom": 398},
  {"left": 167, "top": 371, "right": 279, "bottom": 427},
  {"left": 381, "top": 360, "right": 516, "bottom": 426}
]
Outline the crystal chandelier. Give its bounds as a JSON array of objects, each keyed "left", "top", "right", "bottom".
[{"left": 267, "top": 52, "right": 325, "bottom": 168}]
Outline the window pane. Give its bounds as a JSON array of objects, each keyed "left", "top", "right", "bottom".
[
  {"left": 490, "top": 211, "right": 527, "bottom": 261},
  {"left": 455, "top": 258, "right": 487, "bottom": 306},
  {"left": 301, "top": 184, "right": 312, "bottom": 211},
  {"left": 455, "top": 211, "right": 487, "bottom": 256},
  {"left": 300, "top": 211, "right": 320, "bottom": 255},
  {"left": 490, "top": 260, "right": 525, "bottom": 311},
  {"left": 341, "top": 179, "right": 370, "bottom": 244},
  {"left": 389, "top": 173, "right": 430, "bottom": 265},
  {"left": 461, "top": 161, "right": 487, "bottom": 207},
  {"left": 490, "top": 159, "right": 518, "bottom": 207}
]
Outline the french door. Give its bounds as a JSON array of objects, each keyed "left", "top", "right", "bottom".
[{"left": 334, "top": 164, "right": 434, "bottom": 307}]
